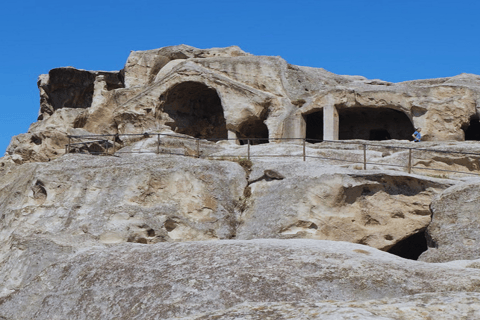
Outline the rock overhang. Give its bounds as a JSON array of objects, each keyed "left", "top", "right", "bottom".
[{"left": 3, "top": 44, "right": 479, "bottom": 165}]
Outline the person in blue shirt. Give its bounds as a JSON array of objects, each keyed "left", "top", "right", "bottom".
[{"left": 412, "top": 128, "right": 422, "bottom": 142}]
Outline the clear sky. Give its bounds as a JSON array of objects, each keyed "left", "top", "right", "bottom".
[{"left": 1, "top": 0, "right": 479, "bottom": 154}]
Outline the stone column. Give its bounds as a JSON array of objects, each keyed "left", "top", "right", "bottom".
[
  {"left": 282, "top": 113, "right": 305, "bottom": 143},
  {"left": 91, "top": 75, "right": 107, "bottom": 112},
  {"left": 323, "top": 104, "right": 339, "bottom": 140},
  {"left": 228, "top": 130, "right": 240, "bottom": 145}
]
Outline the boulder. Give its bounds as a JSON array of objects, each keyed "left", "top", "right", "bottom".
[
  {"left": 237, "top": 161, "right": 452, "bottom": 252},
  {"left": 420, "top": 179, "right": 480, "bottom": 262}
]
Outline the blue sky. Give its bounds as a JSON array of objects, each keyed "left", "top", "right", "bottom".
[{"left": 1, "top": 0, "right": 479, "bottom": 154}]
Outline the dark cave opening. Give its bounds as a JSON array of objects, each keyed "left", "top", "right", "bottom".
[
  {"left": 338, "top": 107, "right": 414, "bottom": 140},
  {"left": 463, "top": 116, "right": 480, "bottom": 141},
  {"left": 162, "top": 82, "right": 228, "bottom": 139},
  {"left": 387, "top": 230, "right": 428, "bottom": 260},
  {"left": 237, "top": 119, "right": 269, "bottom": 145},
  {"left": 304, "top": 110, "right": 324, "bottom": 143},
  {"left": 369, "top": 129, "right": 391, "bottom": 141}
]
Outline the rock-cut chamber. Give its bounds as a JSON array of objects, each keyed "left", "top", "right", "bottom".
[
  {"left": 463, "top": 115, "right": 480, "bottom": 140},
  {"left": 304, "top": 111, "right": 324, "bottom": 142},
  {"left": 338, "top": 107, "right": 414, "bottom": 141},
  {"left": 236, "top": 118, "right": 269, "bottom": 145},
  {"left": 162, "top": 82, "right": 228, "bottom": 139}
]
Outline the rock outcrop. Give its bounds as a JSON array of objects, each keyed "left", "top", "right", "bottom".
[
  {"left": 0, "top": 154, "right": 246, "bottom": 296},
  {"left": 1, "top": 240, "right": 480, "bottom": 319},
  {"left": 2, "top": 45, "right": 480, "bottom": 318},
  {"left": 4, "top": 45, "right": 480, "bottom": 165},
  {"left": 0, "top": 151, "right": 457, "bottom": 297},
  {"left": 420, "top": 180, "right": 480, "bottom": 262},
  {"left": 238, "top": 161, "right": 450, "bottom": 252}
]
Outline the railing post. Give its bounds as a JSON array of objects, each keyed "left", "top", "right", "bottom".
[
  {"left": 105, "top": 140, "right": 109, "bottom": 155},
  {"left": 363, "top": 144, "right": 367, "bottom": 170},
  {"left": 157, "top": 134, "right": 160, "bottom": 155},
  {"left": 68, "top": 136, "right": 71, "bottom": 154},
  {"left": 196, "top": 139, "right": 200, "bottom": 158},
  {"left": 112, "top": 135, "right": 116, "bottom": 154},
  {"left": 408, "top": 148, "right": 412, "bottom": 174},
  {"left": 247, "top": 139, "right": 250, "bottom": 161},
  {"left": 303, "top": 138, "right": 306, "bottom": 161}
]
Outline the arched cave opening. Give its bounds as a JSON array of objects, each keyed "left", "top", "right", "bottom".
[
  {"left": 369, "top": 129, "right": 391, "bottom": 140},
  {"left": 162, "top": 82, "right": 228, "bottom": 139},
  {"left": 463, "top": 116, "right": 480, "bottom": 140},
  {"left": 338, "top": 107, "right": 414, "bottom": 140},
  {"left": 237, "top": 119, "right": 269, "bottom": 145},
  {"left": 304, "top": 110, "right": 324, "bottom": 143},
  {"left": 387, "top": 230, "right": 428, "bottom": 260}
]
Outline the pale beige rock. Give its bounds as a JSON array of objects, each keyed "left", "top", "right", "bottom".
[
  {"left": 236, "top": 161, "right": 452, "bottom": 251},
  {"left": 1, "top": 239, "right": 480, "bottom": 319},
  {"left": 5, "top": 45, "right": 480, "bottom": 165},
  {"left": 3, "top": 44, "right": 480, "bottom": 319},
  {"left": 185, "top": 292, "right": 480, "bottom": 319},
  {"left": 0, "top": 149, "right": 459, "bottom": 297},
  {"left": 37, "top": 67, "right": 123, "bottom": 120},
  {"left": 123, "top": 44, "right": 251, "bottom": 88},
  {"left": 420, "top": 179, "right": 480, "bottom": 262},
  {"left": 0, "top": 154, "right": 246, "bottom": 296}
]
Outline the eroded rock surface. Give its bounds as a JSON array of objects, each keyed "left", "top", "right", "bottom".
[
  {"left": 237, "top": 161, "right": 452, "bottom": 251},
  {"left": 420, "top": 179, "right": 480, "bottom": 262},
  {"left": 1, "top": 239, "right": 480, "bottom": 319},
  {"left": 4, "top": 45, "right": 480, "bottom": 165},
  {"left": 186, "top": 292, "right": 480, "bottom": 319},
  {"left": 0, "top": 154, "right": 246, "bottom": 296},
  {"left": 2, "top": 44, "right": 480, "bottom": 319}
]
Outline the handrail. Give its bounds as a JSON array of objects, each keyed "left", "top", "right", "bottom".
[{"left": 64, "top": 133, "right": 480, "bottom": 178}]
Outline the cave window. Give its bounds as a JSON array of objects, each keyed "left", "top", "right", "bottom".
[
  {"left": 463, "top": 116, "right": 480, "bottom": 141},
  {"left": 237, "top": 119, "right": 269, "bottom": 145},
  {"left": 162, "top": 82, "right": 227, "bottom": 139},
  {"left": 338, "top": 107, "right": 414, "bottom": 140},
  {"left": 304, "top": 110, "right": 324, "bottom": 143},
  {"left": 387, "top": 230, "right": 428, "bottom": 260}
]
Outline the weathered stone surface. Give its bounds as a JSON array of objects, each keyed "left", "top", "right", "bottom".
[
  {"left": 185, "top": 292, "right": 480, "bottom": 319},
  {"left": 3, "top": 44, "right": 480, "bottom": 319},
  {"left": 237, "top": 160, "right": 452, "bottom": 251},
  {"left": 5, "top": 45, "right": 480, "bottom": 165},
  {"left": 38, "top": 67, "right": 124, "bottom": 120},
  {"left": 0, "top": 154, "right": 246, "bottom": 296},
  {"left": 420, "top": 179, "right": 480, "bottom": 262},
  {"left": 1, "top": 239, "right": 480, "bottom": 319},
  {"left": 124, "top": 44, "right": 251, "bottom": 88}
]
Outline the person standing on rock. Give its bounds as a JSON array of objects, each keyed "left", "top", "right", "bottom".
[{"left": 412, "top": 128, "right": 422, "bottom": 142}]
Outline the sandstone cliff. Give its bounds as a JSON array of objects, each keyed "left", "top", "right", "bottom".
[
  {"left": 1, "top": 45, "right": 480, "bottom": 319},
  {"left": 4, "top": 44, "right": 480, "bottom": 165}
]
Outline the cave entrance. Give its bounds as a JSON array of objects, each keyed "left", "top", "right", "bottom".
[
  {"left": 463, "top": 116, "right": 480, "bottom": 140},
  {"left": 387, "top": 230, "right": 428, "bottom": 260},
  {"left": 162, "top": 82, "right": 228, "bottom": 139},
  {"left": 237, "top": 119, "right": 269, "bottom": 145},
  {"left": 304, "top": 110, "right": 324, "bottom": 143},
  {"left": 369, "top": 129, "right": 391, "bottom": 141},
  {"left": 338, "top": 107, "right": 414, "bottom": 140}
]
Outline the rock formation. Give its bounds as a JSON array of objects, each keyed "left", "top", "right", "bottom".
[
  {"left": 2, "top": 45, "right": 480, "bottom": 318},
  {"left": 4, "top": 44, "right": 480, "bottom": 165},
  {"left": 2, "top": 240, "right": 480, "bottom": 319}
]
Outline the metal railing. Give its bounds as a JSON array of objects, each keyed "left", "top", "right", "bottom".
[{"left": 65, "top": 133, "right": 480, "bottom": 178}]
